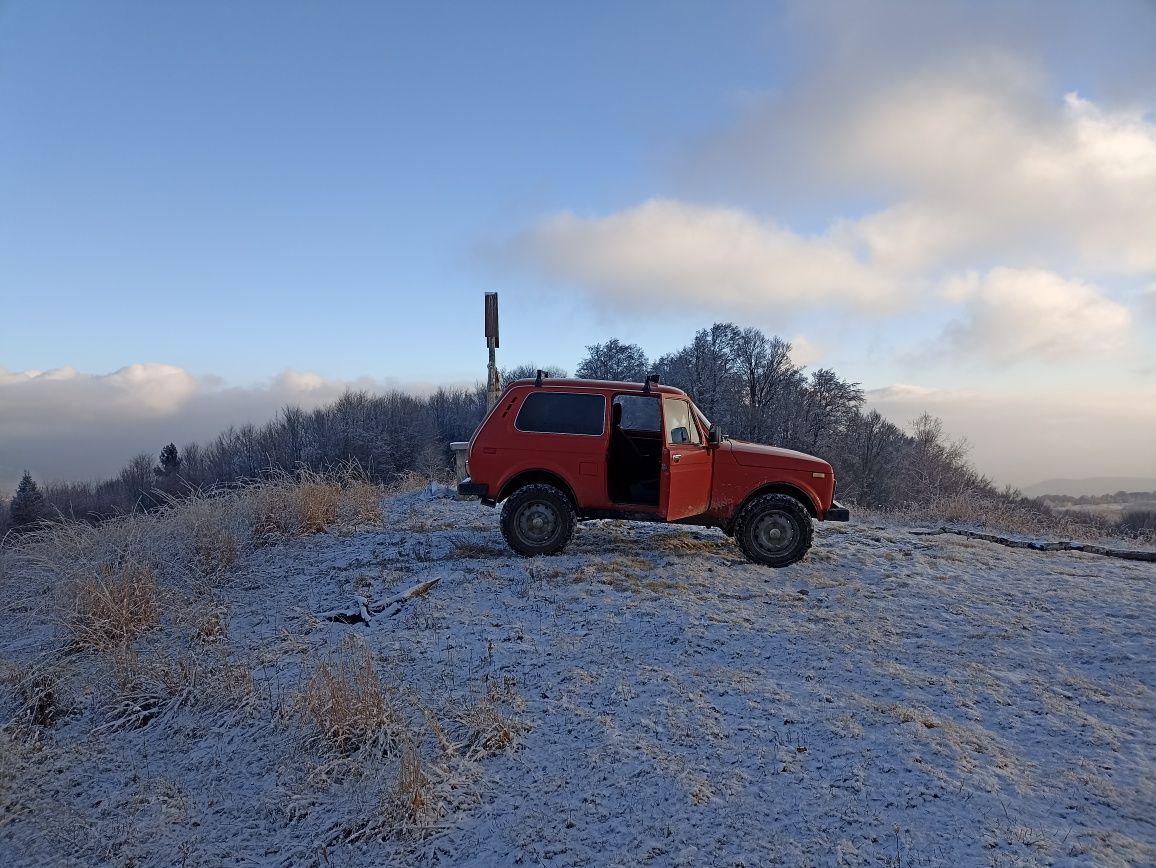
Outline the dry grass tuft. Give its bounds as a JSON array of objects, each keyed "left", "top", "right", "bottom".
[
  {"left": 255, "top": 481, "right": 334, "bottom": 537},
  {"left": 190, "top": 606, "right": 227, "bottom": 643},
  {"left": 95, "top": 647, "right": 255, "bottom": 732},
  {"left": 342, "top": 479, "right": 385, "bottom": 525},
  {"left": 3, "top": 658, "right": 72, "bottom": 733},
  {"left": 161, "top": 491, "right": 250, "bottom": 575},
  {"left": 651, "top": 533, "right": 732, "bottom": 555},
  {"left": 62, "top": 560, "right": 160, "bottom": 650},
  {"left": 167, "top": 591, "right": 230, "bottom": 644},
  {"left": 342, "top": 738, "right": 442, "bottom": 843},
  {"left": 299, "top": 481, "right": 343, "bottom": 534},
  {"left": 384, "top": 471, "right": 428, "bottom": 497},
  {"left": 454, "top": 698, "right": 517, "bottom": 759},
  {"left": 255, "top": 473, "right": 383, "bottom": 538},
  {"left": 297, "top": 636, "right": 406, "bottom": 756},
  {"left": 194, "top": 523, "right": 239, "bottom": 571}
]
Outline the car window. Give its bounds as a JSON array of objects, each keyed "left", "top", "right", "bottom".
[
  {"left": 613, "top": 395, "right": 661, "bottom": 432},
  {"left": 515, "top": 392, "right": 606, "bottom": 436},
  {"left": 663, "top": 398, "right": 701, "bottom": 445}
]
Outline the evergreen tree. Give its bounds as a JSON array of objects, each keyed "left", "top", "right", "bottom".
[
  {"left": 156, "top": 443, "right": 182, "bottom": 477},
  {"left": 9, "top": 471, "right": 48, "bottom": 530}
]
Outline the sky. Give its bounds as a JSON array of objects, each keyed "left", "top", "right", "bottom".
[{"left": 2, "top": 0, "right": 1155, "bottom": 490}]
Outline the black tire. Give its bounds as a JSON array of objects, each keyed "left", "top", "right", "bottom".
[
  {"left": 500, "top": 483, "right": 576, "bottom": 557},
  {"left": 734, "top": 493, "right": 813, "bottom": 567}
]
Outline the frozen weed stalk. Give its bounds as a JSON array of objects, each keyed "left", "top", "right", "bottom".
[{"left": 389, "top": 742, "right": 435, "bottom": 829}]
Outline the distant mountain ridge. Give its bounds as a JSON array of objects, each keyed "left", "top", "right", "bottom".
[{"left": 1022, "top": 477, "right": 1156, "bottom": 498}]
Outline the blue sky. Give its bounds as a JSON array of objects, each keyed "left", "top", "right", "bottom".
[
  {"left": 1, "top": 1, "right": 785, "bottom": 381},
  {"left": 2, "top": 0, "right": 1155, "bottom": 487}
]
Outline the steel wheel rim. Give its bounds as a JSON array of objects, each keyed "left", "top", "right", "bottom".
[
  {"left": 752, "top": 511, "right": 796, "bottom": 554},
  {"left": 516, "top": 500, "right": 559, "bottom": 545}
]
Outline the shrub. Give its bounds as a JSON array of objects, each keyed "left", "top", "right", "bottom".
[{"left": 1118, "top": 509, "right": 1156, "bottom": 536}]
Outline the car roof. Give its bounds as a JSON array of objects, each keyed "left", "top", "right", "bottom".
[{"left": 507, "top": 377, "right": 688, "bottom": 397}]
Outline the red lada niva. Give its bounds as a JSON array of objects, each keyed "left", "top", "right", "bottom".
[{"left": 458, "top": 375, "right": 849, "bottom": 567}]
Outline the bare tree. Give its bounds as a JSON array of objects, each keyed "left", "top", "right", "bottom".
[
  {"left": 502, "top": 363, "right": 569, "bottom": 382},
  {"left": 840, "top": 410, "right": 905, "bottom": 506},
  {"left": 796, "top": 369, "right": 864, "bottom": 453},
  {"left": 903, "top": 413, "right": 981, "bottom": 502},
  {"left": 119, "top": 453, "right": 156, "bottom": 509},
  {"left": 732, "top": 329, "right": 803, "bottom": 441},
  {"left": 576, "top": 339, "right": 649, "bottom": 381}
]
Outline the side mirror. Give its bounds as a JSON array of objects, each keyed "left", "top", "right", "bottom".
[{"left": 709, "top": 425, "right": 723, "bottom": 446}]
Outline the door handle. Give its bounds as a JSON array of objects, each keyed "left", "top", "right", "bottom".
[{"left": 672, "top": 454, "right": 682, "bottom": 462}]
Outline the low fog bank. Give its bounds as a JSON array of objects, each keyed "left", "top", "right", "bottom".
[
  {"left": 0, "top": 365, "right": 454, "bottom": 492},
  {"left": 866, "top": 386, "right": 1156, "bottom": 490}
]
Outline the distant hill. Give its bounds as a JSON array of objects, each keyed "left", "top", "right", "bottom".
[{"left": 1022, "top": 477, "right": 1156, "bottom": 498}]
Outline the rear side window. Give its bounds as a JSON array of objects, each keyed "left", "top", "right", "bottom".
[
  {"left": 613, "top": 395, "right": 661, "bottom": 432},
  {"left": 515, "top": 392, "right": 606, "bottom": 436}
]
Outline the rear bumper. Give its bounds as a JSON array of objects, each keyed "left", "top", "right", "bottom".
[
  {"left": 824, "top": 500, "right": 850, "bottom": 522},
  {"left": 457, "top": 478, "right": 489, "bottom": 498}
]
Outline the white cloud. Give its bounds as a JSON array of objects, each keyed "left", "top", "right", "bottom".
[
  {"left": 788, "top": 335, "right": 824, "bottom": 367},
  {"left": 830, "top": 85, "right": 1156, "bottom": 274},
  {"left": 509, "top": 15, "right": 1156, "bottom": 346},
  {"left": 867, "top": 383, "right": 977, "bottom": 403},
  {"left": 1140, "top": 285, "right": 1156, "bottom": 321},
  {"left": 509, "top": 72, "right": 1155, "bottom": 340},
  {"left": 104, "top": 363, "right": 201, "bottom": 413},
  {"left": 513, "top": 199, "right": 904, "bottom": 315},
  {"left": 0, "top": 364, "right": 444, "bottom": 488},
  {"left": 940, "top": 268, "right": 1132, "bottom": 363}
]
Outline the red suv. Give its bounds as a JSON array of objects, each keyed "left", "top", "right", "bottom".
[{"left": 458, "top": 375, "right": 849, "bottom": 567}]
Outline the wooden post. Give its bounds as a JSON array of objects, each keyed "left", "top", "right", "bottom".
[
  {"left": 485, "top": 292, "right": 500, "bottom": 410},
  {"left": 487, "top": 340, "right": 499, "bottom": 410}
]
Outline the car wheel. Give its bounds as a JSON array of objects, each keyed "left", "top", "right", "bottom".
[
  {"left": 500, "top": 483, "right": 575, "bottom": 557},
  {"left": 734, "top": 493, "right": 813, "bottom": 567}
]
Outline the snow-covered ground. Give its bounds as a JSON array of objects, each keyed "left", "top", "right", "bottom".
[{"left": 2, "top": 489, "right": 1154, "bottom": 866}]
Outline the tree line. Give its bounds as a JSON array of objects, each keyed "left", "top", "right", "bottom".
[
  {"left": 3, "top": 322, "right": 1021, "bottom": 534},
  {"left": 575, "top": 326, "right": 990, "bottom": 510}
]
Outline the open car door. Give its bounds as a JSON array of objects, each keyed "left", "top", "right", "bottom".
[{"left": 659, "top": 396, "right": 712, "bottom": 520}]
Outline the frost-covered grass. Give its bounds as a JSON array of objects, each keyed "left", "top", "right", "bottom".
[
  {"left": 1, "top": 484, "right": 1153, "bottom": 866},
  {"left": 887, "top": 490, "right": 1156, "bottom": 548}
]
